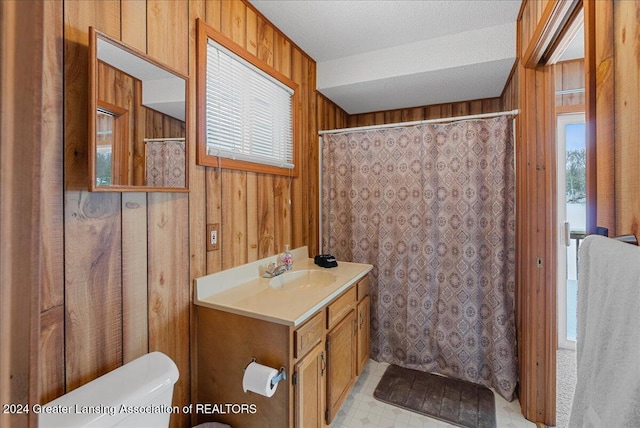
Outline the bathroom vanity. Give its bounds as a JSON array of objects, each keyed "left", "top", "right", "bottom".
[{"left": 194, "top": 247, "right": 372, "bottom": 427}]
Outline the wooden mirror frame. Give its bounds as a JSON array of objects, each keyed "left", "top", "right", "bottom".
[{"left": 88, "top": 27, "right": 189, "bottom": 192}]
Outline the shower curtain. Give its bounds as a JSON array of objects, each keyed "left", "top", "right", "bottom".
[
  {"left": 146, "top": 140, "right": 186, "bottom": 187},
  {"left": 321, "top": 116, "right": 517, "bottom": 400}
]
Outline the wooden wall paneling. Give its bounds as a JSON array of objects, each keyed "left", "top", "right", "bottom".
[
  {"left": 146, "top": 193, "right": 190, "bottom": 428},
  {"left": 257, "top": 174, "right": 276, "bottom": 259},
  {"left": 1, "top": 2, "right": 51, "bottom": 425},
  {"left": 222, "top": 0, "right": 246, "bottom": 47},
  {"left": 146, "top": 2, "right": 191, "bottom": 427},
  {"left": 385, "top": 109, "right": 402, "bottom": 124},
  {"left": 440, "top": 103, "right": 453, "bottom": 119},
  {"left": 452, "top": 102, "right": 469, "bottom": 117},
  {"left": 205, "top": 0, "right": 222, "bottom": 31},
  {"left": 189, "top": 3, "right": 207, "bottom": 426},
  {"left": 64, "top": 190, "right": 123, "bottom": 390},
  {"left": 121, "top": 192, "right": 149, "bottom": 364},
  {"left": 254, "top": 12, "right": 277, "bottom": 260},
  {"left": 469, "top": 100, "right": 483, "bottom": 115},
  {"left": 121, "top": 0, "right": 147, "bottom": 51},
  {"left": 246, "top": 172, "right": 260, "bottom": 262},
  {"left": 64, "top": 0, "right": 124, "bottom": 393},
  {"left": 206, "top": 167, "right": 223, "bottom": 273},
  {"left": 308, "top": 62, "right": 319, "bottom": 254},
  {"left": 516, "top": 1, "right": 581, "bottom": 422},
  {"left": 256, "top": 15, "right": 274, "bottom": 64},
  {"left": 39, "top": 306, "right": 65, "bottom": 404},
  {"left": 586, "top": 0, "right": 615, "bottom": 235},
  {"left": 538, "top": 65, "right": 556, "bottom": 426},
  {"left": 147, "top": 0, "right": 188, "bottom": 76},
  {"left": 481, "top": 98, "right": 502, "bottom": 113},
  {"left": 38, "top": 0, "right": 65, "bottom": 405},
  {"left": 554, "top": 63, "right": 563, "bottom": 106},
  {"left": 245, "top": 6, "right": 260, "bottom": 261},
  {"left": 246, "top": 5, "right": 258, "bottom": 54},
  {"left": 407, "top": 107, "right": 425, "bottom": 122},
  {"left": 65, "top": 1, "right": 119, "bottom": 191},
  {"left": 273, "top": 32, "right": 293, "bottom": 253},
  {"left": 614, "top": 0, "right": 640, "bottom": 237},
  {"left": 222, "top": 170, "right": 248, "bottom": 269},
  {"left": 218, "top": 0, "right": 250, "bottom": 269},
  {"left": 561, "top": 60, "right": 584, "bottom": 106},
  {"left": 426, "top": 105, "right": 442, "bottom": 119},
  {"left": 358, "top": 113, "right": 375, "bottom": 127},
  {"left": 517, "top": 65, "right": 537, "bottom": 423},
  {"left": 327, "top": 102, "right": 338, "bottom": 129},
  {"left": 291, "top": 48, "right": 305, "bottom": 249},
  {"left": 519, "top": 0, "right": 551, "bottom": 60},
  {"left": 120, "top": 61, "right": 151, "bottom": 372},
  {"left": 502, "top": 60, "right": 520, "bottom": 111},
  {"left": 132, "top": 81, "right": 145, "bottom": 186}
]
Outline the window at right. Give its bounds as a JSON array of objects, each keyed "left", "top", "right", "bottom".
[{"left": 196, "top": 19, "right": 299, "bottom": 177}]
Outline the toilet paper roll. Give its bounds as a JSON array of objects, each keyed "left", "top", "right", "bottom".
[{"left": 242, "top": 362, "right": 279, "bottom": 398}]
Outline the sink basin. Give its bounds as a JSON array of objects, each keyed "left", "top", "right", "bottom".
[{"left": 268, "top": 269, "right": 336, "bottom": 290}]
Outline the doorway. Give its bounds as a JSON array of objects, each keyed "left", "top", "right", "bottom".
[
  {"left": 557, "top": 112, "right": 585, "bottom": 351},
  {"left": 551, "top": 11, "right": 586, "bottom": 428}
]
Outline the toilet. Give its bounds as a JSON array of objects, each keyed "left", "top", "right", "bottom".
[{"left": 39, "top": 352, "right": 179, "bottom": 427}]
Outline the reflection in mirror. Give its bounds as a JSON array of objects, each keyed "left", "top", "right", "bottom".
[{"left": 89, "top": 28, "right": 188, "bottom": 191}]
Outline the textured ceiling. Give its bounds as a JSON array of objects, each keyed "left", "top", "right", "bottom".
[{"left": 249, "top": 0, "right": 522, "bottom": 115}]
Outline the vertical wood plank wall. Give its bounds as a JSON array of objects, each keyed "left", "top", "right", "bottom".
[
  {"left": 515, "top": 1, "right": 559, "bottom": 424},
  {"left": 345, "top": 97, "right": 503, "bottom": 128},
  {"left": 513, "top": 0, "right": 640, "bottom": 424},
  {"left": 44, "top": 1, "right": 321, "bottom": 427},
  {"left": 1, "top": 2, "right": 55, "bottom": 427},
  {"left": 613, "top": 0, "right": 640, "bottom": 238},
  {"left": 554, "top": 59, "right": 585, "bottom": 110},
  {"left": 18, "top": 1, "right": 640, "bottom": 427}
]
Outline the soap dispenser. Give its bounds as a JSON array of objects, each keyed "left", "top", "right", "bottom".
[{"left": 281, "top": 245, "right": 293, "bottom": 270}]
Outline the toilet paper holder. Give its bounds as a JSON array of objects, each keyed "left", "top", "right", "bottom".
[{"left": 245, "top": 358, "right": 287, "bottom": 388}]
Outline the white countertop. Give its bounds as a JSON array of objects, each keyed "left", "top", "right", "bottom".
[{"left": 194, "top": 247, "right": 373, "bottom": 326}]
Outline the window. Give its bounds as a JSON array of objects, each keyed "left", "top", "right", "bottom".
[
  {"left": 196, "top": 19, "right": 299, "bottom": 176},
  {"left": 95, "top": 101, "right": 129, "bottom": 186}
]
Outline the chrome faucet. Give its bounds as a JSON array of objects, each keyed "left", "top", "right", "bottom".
[{"left": 262, "top": 262, "right": 289, "bottom": 278}]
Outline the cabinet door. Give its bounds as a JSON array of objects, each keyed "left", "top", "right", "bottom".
[
  {"left": 326, "top": 309, "right": 356, "bottom": 424},
  {"left": 357, "top": 295, "right": 370, "bottom": 375},
  {"left": 294, "top": 342, "right": 325, "bottom": 428}
]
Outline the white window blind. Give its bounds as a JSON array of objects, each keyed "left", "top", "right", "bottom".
[{"left": 205, "top": 39, "right": 295, "bottom": 169}]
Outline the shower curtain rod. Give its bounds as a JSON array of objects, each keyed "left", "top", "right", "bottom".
[
  {"left": 143, "top": 137, "right": 185, "bottom": 142},
  {"left": 318, "top": 109, "right": 519, "bottom": 135}
]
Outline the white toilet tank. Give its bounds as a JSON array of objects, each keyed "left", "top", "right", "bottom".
[{"left": 39, "top": 352, "right": 179, "bottom": 428}]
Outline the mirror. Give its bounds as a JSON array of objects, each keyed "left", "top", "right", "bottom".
[{"left": 89, "top": 27, "right": 188, "bottom": 191}]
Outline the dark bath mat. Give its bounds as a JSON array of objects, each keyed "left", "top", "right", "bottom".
[{"left": 373, "top": 364, "right": 496, "bottom": 428}]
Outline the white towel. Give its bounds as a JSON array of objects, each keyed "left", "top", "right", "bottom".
[{"left": 568, "top": 235, "right": 640, "bottom": 427}]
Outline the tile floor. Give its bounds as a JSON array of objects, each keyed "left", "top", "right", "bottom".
[{"left": 330, "top": 360, "right": 535, "bottom": 428}]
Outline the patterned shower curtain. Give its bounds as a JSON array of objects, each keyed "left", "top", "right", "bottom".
[
  {"left": 321, "top": 116, "right": 517, "bottom": 400},
  {"left": 145, "top": 140, "right": 186, "bottom": 187}
]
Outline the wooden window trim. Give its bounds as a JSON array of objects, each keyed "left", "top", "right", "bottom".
[{"left": 196, "top": 18, "right": 300, "bottom": 177}]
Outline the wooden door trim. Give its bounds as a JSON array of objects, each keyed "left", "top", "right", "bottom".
[{"left": 517, "top": 1, "right": 593, "bottom": 425}]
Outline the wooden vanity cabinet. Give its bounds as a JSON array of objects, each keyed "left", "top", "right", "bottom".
[
  {"left": 326, "top": 309, "right": 357, "bottom": 423},
  {"left": 294, "top": 342, "right": 325, "bottom": 428},
  {"left": 195, "top": 274, "right": 371, "bottom": 428},
  {"left": 293, "top": 311, "right": 325, "bottom": 428},
  {"left": 324, "top": 276, "right": 371, "bottom": 424},
  {"left": 357, "top": 295, "right": 370, "bottom": 375},
  {"left": 356, "top": 276, "right": 371, "bottom": 375}
]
